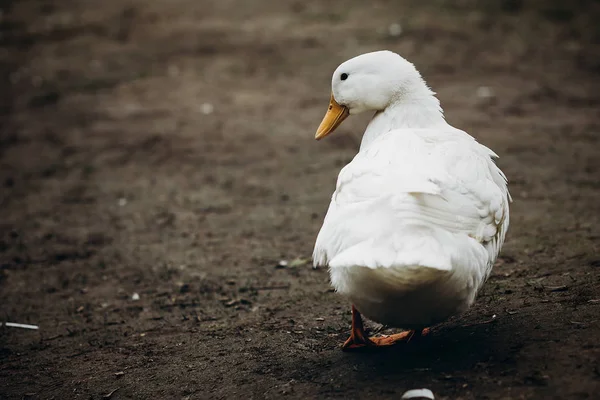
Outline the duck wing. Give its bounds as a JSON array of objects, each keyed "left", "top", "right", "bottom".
[{"left": 313, "top": 128, "right": 510, "bottom": 278}]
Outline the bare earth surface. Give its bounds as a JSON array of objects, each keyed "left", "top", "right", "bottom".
[{"left": 1, "top": 1, "right": 600, "bottom": 399}]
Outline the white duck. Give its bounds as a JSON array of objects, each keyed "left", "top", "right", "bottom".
[{"left": 312, "top": 51, "right": 510, "bottom": 350}]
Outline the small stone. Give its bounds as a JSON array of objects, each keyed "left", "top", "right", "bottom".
[
  {"left": 131, "top": 292, "right": 140, "bottom": 301},
  {"left": 276, "top": 260, "right": 289, "bottom": 269},
  {"left": 476, "top": 86, "right": 494, "bottom": 99},
  {"left": 118, "top": 198, "right": 127, "bottom": 207},
  {"left": 401, "top": 388, "right": 435, "bottom": 399},
  {"left": 387, "top": 23, "right": 403, "bottom": 37},
  {"left": 200, "top": 103, "right": 214, "bottom": 115}
]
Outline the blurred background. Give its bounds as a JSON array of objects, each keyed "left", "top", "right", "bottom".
[{"left": 1, "top": 0, "right": 599, "bottom": 399}]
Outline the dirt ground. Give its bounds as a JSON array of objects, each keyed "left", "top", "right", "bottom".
[{"left": 1, "top": 0, "right": 600, "bottom": 399}]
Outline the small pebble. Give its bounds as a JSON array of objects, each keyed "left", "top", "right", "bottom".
[
  {"left": 388, "top": 23, "right": 403, "bottom": 37},
  {"left": 476, "top": 86, "right": 494, "bottom": 99},
  {"left": 118, "top": 198, "right": 127, "bottom": 207},
  {"left": 276, "top": 260, "right": 289, "bottom": 269},
  {"left": 401, "top": 388, "right": 435, "bottom": 399},
  {"left": 200, "top": 103, "right": 214, "bottom": 115},
  {"left": 131, "top": 292, "right": 140, "bottom": 301}
]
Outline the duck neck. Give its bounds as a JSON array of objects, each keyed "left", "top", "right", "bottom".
[{"left": 360, "top": 93, "right": 446, "bottom": 151}]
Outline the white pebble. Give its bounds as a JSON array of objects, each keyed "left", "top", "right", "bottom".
[
  {"left": 476, "top": 86, "right": 494, "bottom": 99},
  {"left": 200, "top": 103, "right": 214, "bottom": 115},
  {"left": 401, "top": 388, "right": 435, "bottom": 399},
  {"left": 388, "top": 23, "right": 403, "bottom": 37},
  {"left": 118, "top": 198, "right": 127, "bottom": 207},
  {"left": 131, "top": 293, "right": 140, "bottom": 301}
]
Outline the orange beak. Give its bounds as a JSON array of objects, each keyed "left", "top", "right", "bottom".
[{"left": 315, "top": 93, "right": 350, "bottom": 140}]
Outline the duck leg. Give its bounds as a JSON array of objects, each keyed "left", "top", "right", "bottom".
[
  {"left": 341, "top": 305, "right": 372, "bottom": 350},
  {"left": 342, "top": 305, "right": 430, "bottom": 351}
]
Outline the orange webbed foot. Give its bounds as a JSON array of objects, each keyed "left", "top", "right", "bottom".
[{"left": 341, "top": 306, "right": 431, "bottom": 352}]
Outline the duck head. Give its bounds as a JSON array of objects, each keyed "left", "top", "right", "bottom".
[{"left": 315, "top": 50, "right": 430, "bottom": 140}]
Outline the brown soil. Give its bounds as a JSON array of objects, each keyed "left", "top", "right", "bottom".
[{"left": 1, "top": 1, "right": 600, "bottom": 399}]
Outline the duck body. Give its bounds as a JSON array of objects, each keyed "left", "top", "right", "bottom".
[
  {"left": 314, "top": 125, "right": 508, "bottom": 328},
  {"left": 312, "top": 51, "right": 510, "bottom": 339}
]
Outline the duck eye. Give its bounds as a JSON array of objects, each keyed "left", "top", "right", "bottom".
[{"left": 340, "top": 73, "right": 349, "bottom": 81}]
